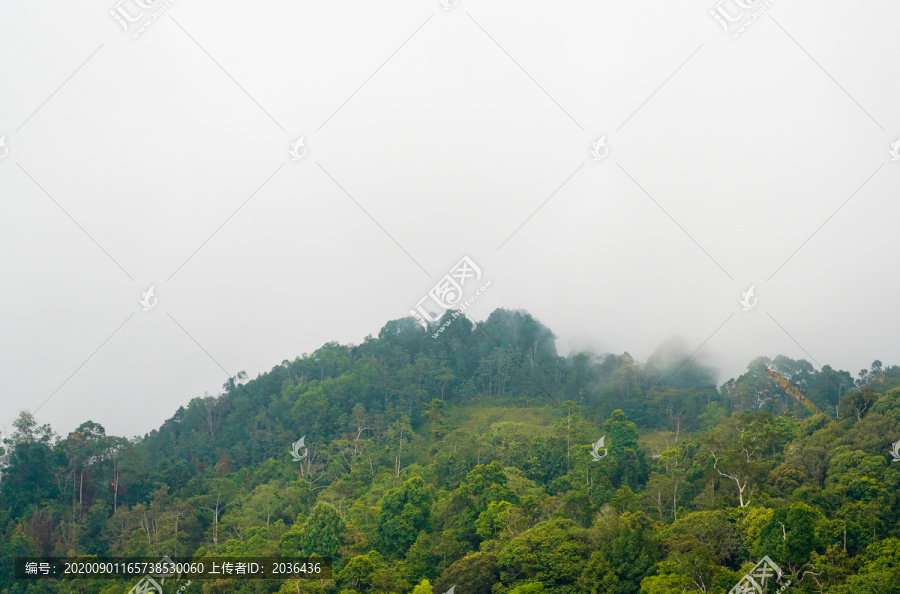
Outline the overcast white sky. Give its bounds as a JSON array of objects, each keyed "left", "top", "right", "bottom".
[{"left": 2, "top": 0, "right": 899, "bottom": 438}]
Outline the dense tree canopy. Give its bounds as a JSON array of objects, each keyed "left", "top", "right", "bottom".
[{"left": 1, "top": 308, "right": 899, "bottom": 593}]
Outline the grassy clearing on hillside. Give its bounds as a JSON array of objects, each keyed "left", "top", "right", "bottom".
[{"left": 447, "top": 404, "right": 561, "bottom": 436}]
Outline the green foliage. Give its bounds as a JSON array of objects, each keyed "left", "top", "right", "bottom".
[
  {"left": 375, "top": 476, "right": 434, "bottom": 556},
  {"left": 592, "top": 512, "right": 661, "bottom": 594},
  {"left": 755, "top": 502, "right": 822, "bottom": 567},
  {"left": 497, "top": 519, "right": 589, "bottom": 593},
  {"left": 432, "top": 552, "right": 499, "bottom": 594},
  {"left": 827, "top": 538, "right": 900, "bottom": 593},
  {"left": 639, "top": 564, "right": 695, "bottom": 593},
  {"left": 578, "top": 551, "right": 618, "bottom": 594},
  {"left": 507, "top": 583, "right": 548, "bottom": 593},
  {"left": 474, "top": 500, "right": 511, "bottom": 540},
  {"left": 336, "top": 549, "right": 408, "bottom": 593},
  {"left": 449, "top": 462, "right": 518, "bottom": 545},
  {"left": 297, "top": 501, "right": 346, "bottom": 559},
  {"left": 1, "top": 311, "right": 898, "bottom": 593},
  {"left": 603, "top": 410, "right": 650, "bottom": 490}
]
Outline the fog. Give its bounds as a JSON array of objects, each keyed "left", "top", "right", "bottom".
[{"left": 2, "top": 0, "right": 898, "bottom": 438}]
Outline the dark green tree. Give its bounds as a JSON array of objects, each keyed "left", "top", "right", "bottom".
[{"left": 375, "top": 476, "right": 434, "bottom": 556}]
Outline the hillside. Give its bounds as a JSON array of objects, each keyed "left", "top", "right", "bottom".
[{"left": 2, "top": 308, "right": 900, "bottom": 594}]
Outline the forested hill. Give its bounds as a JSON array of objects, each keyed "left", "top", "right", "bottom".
[{"left": 2, "top": 308, "right": 900, "bottom": 594}]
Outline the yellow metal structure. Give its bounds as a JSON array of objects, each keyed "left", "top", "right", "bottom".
[{"left": 766, "top": 369, "right": 825, "bottom": 416}]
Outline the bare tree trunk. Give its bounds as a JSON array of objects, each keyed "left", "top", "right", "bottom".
[
  {"left": 113, "top": 467, "right": 119, "bottom": 514},
  {"left": 199, "top": 493, "right": 225, "bottom": 545},
  {"left": 396, "top": 429, "right": 404, "bottom": 476},
  {"left": 672, "top": 481, "right": 678, "bottom": 521},
  {"left": 710, "top": 450, "right": 751, "bottom": 507}
]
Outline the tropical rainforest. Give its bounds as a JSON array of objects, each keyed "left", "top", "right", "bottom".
[{"left": 1, "top": 308, "right": 899, "bottom": 594}]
